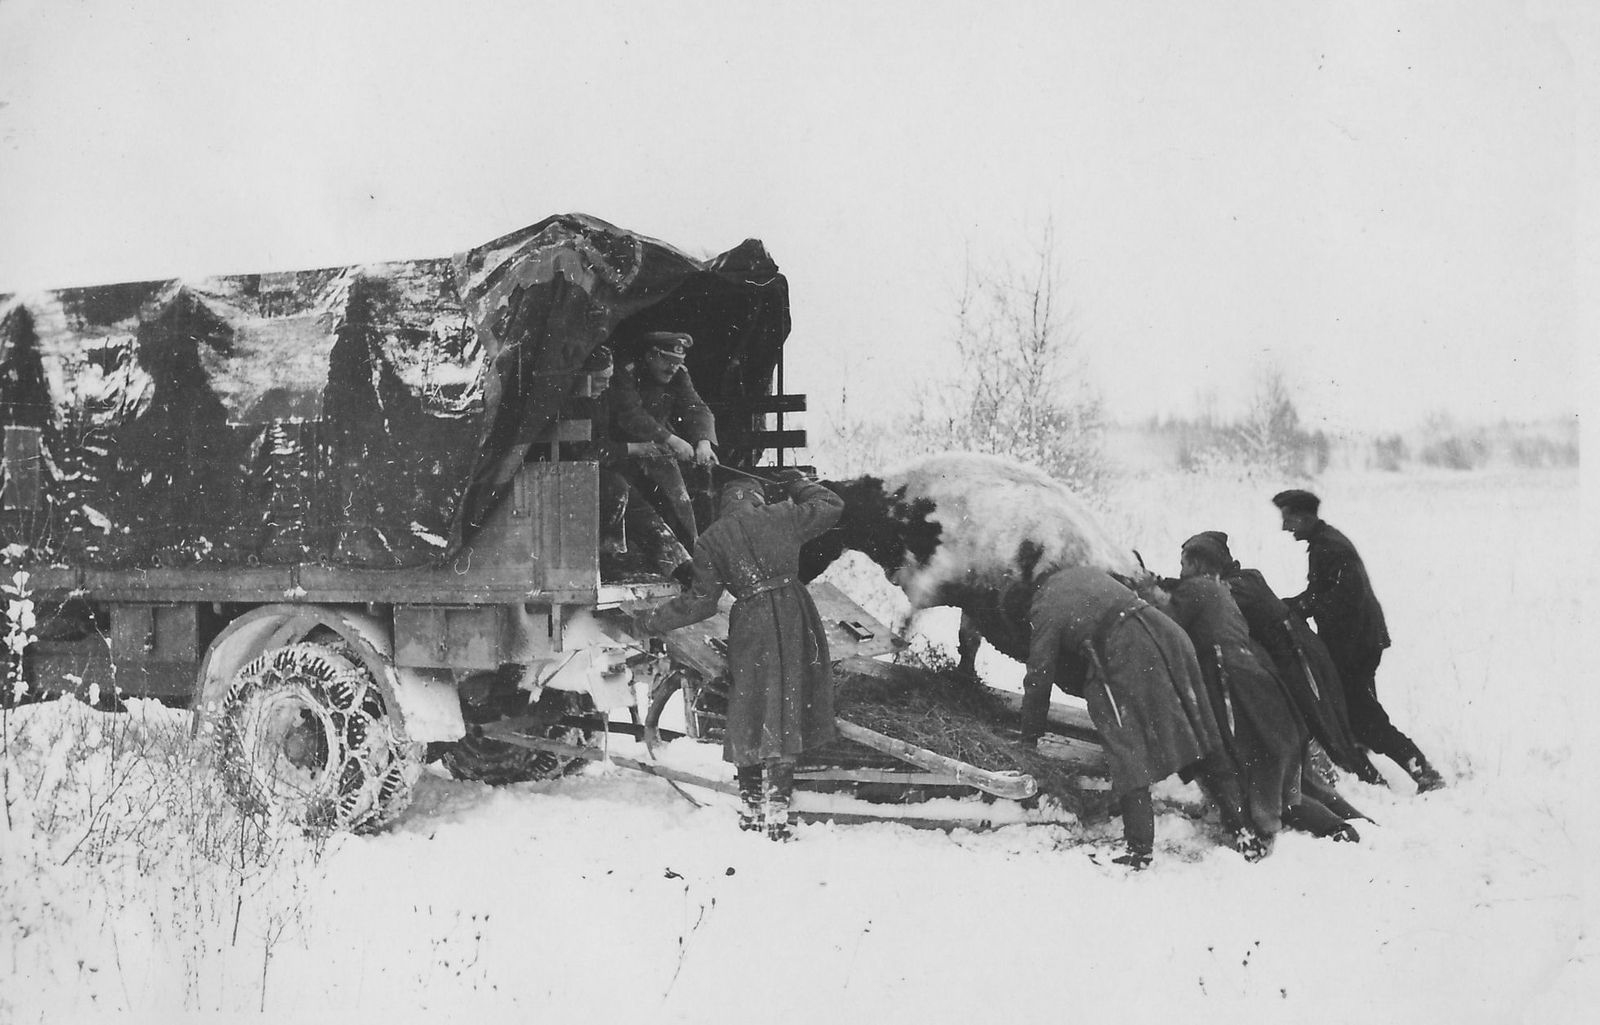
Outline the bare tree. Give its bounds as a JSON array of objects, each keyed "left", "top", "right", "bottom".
[
  {"left": 912, "top": 222, "right": 1108, "bottom": 494},
  {"left": 1228, "top": 364, "right": 1327, "bottom": 476}
]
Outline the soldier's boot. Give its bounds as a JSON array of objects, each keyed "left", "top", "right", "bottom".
[
  {"left": 1330, "top": 822, "right": 1361, "bottom": 843},
  {"left": 1232, "top": 826, "right": 1272, "bottom": 863},
  {"left": 1113, "top": 787, "right": 1154, "bottom": 869},
  {"left": 1111, "top": 842, "right": 1153, "bottom": 870},
  {"left": 1354, "top": 750, "right": 1389, "bottom": 787},
  {"left": 763, "top": 761, "right": 797, "bottom": 843},
  {"left": 736, "top": 765, "right": 764, "bottom": 833},
  {"left": 1405, "top": 755, "right": 1446, "bottom": 794}
]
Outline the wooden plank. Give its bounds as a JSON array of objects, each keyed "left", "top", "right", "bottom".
[
  {"left": 478, "top": 726, "right": 738, "bottom": 796},
  {"left": 834, "top": 719, "right": 1036, "bottom": 799},
  {"left": 735, "top": 429, "right": 806, "bottom": 450},
  {"left": 34, "top": 566, "right": 296, "bottom": 602},
  {"left": 793, "top": 811, "right": 1076, "bottom": 832},
  {"left": 1035, "top": 733, "right": 1109, "bottom": 773},
  {"left": 810, "top": 582, "right": 898, "bottom": 660},
  {"left": 798, "top": 736, "right": 925, "bottom": 770},
  {"left": 594, "top": 581, "right": 683, "bottom": 605},
  {"left": 710, "top": 394, "right": 807, "bottom": 415},
  {"left": 794, "top": 767, "right": 967, "bottom": 787},
  {"left": 980, "top": 684, "right": 1099, "bottom": 738}
]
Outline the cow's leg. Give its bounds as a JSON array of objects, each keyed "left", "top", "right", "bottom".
[
  {"left": 956, "top": 611, "right": 983, "bottom": 677},
  {"left": 889, "top": 610, "right": 915, "bottom": 651}
]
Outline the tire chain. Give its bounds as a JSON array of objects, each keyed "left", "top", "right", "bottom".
[{"left": 217, "top": 643, "right": 422, "bottom": 834}]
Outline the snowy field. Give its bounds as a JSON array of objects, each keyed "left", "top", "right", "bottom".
[{"left": 1, "top": 466, "right": 1592, "bottom": 1024}]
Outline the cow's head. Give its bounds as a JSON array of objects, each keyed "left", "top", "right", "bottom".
[{"left": 798, "top": 475, "right": 942, "bottom": 582}]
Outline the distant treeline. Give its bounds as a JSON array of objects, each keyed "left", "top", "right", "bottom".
[
  {"left": 1106, "top": 414, "right": 1578, "bottom": 475},
  {"left": 1363, "top": 415, "right": 1579, "bottom": 471}
]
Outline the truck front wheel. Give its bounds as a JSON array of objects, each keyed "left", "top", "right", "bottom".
[{"left": 214, "top": 642, "right": 423, "bottom": 834}]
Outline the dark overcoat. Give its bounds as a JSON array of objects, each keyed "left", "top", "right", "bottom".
[
  {"left": 1021, "top": 566, "right": 1221, "bottom": 803},
  {"left": 609, "top": 362, "right": 719, "bottom": 447},
  {"left": 638, "top": 480, "right": 842, "bottom": 765},
  {"left": 1288, "top": 520, "right": 1390, "bottom": 665},
  {"left": 1223, "top": 566, "right": 1367, "bottom": 774},
  {"left": 1161, "top": 574, "right": 1305, "bottom": 834}
]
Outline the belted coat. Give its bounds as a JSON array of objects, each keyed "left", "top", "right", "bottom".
[
  {"left": 1159, "top": 574, "right": 1305, "bottom": 834},
  {"left": 637, "top": 480, "right": 842, "bottom": 765},
  {"left": 1222, "top": 566, "right": 1368, "bottom": 774},
  {"left": 1020, "top": 566, "right": 1222, "bottom": 802}
]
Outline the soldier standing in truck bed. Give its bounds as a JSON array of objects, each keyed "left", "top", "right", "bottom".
[
  {"left": 609, "top": 331, "right": 719, "bottom": 548},
  {"left": 633, "top": 472, "right": 842, "bottom": 842}
]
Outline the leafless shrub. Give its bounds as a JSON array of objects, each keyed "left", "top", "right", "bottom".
[
  {"left": 905, "top": 223, "right": 1111, "bottom": 498},
  {"left": 1, "top": 695, "right": 329, "bottom": 1013}
]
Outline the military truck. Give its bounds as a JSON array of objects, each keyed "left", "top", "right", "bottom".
[{"left": 0, "top": 213, "right": 851, "bottom": 832}]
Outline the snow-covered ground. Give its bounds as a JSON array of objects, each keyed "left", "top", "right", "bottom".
[{"left": 2, "top": 467, "right": 1592, "bottom": 1023}]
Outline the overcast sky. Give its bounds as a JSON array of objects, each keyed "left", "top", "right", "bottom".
[{"left": 0, "top": 0, "right": 1592, "bottom": 434}]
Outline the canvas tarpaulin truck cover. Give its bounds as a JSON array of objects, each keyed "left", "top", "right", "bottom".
[{"left": 0, "top": 213, "right": 791, "bottom": 568}]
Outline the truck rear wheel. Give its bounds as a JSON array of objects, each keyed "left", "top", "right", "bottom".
[
  {"left": 438, "top": 689, "right": 597, "bottom": 785},
  {"left": 214, "top": 642, "right": 423, "bottom": 834}
]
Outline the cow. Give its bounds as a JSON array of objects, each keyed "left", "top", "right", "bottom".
[{"left": 797, "top": 451, "right": 1138, "bottom": 672}]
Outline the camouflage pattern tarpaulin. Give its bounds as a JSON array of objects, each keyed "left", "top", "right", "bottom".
[{"left": 0, "top": 213, "right": 790, "bottom": 569}]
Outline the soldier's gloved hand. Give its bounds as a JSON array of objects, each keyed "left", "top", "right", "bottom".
[
  {"left": 694, "top": 440, "right": 719, "bottom": 467},
  {"left": 664, "top": 435, "right": 695, "bottom": 462}
]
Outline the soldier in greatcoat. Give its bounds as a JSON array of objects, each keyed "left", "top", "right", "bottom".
[
  {"left": 1158, "top": 537, "right": 1369, "bottom": 857},
  {"left": 1273, "top": 489, "right": 1445, "bottom": 792},
  {"left": 1161, "top": 535, "right": 1365, "bottom": 845},
  {"left": 634, "top": 472, "right": 841, "bottom": 841},
  {"left": 1185, "top": 530, "right": 1383, "bottom": 786},
  {"left": 1017, "top": 565, "right": 1253, "bottom": 869}
]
